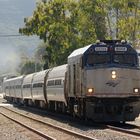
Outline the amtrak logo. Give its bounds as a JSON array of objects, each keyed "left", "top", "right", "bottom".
[{"left": 106, "top": 81, "right": 119, "bottom": 87}]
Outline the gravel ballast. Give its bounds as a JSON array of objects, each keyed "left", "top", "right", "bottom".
[{"left": 0, "top": 94, "right": 140, "bottom": 140}]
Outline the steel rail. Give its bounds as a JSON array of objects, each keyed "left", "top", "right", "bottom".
[
  {"left": 0, "top": 111, "right": 56, "bottom": 140},
  {"left": 1, "top": 106, "right": 99, "bottom": 140},
  {"left": 125, "top": 123, "right": 140, "bottom": 129},
  {"left": 106, "top": 125, "right": 140, "bottom": 137}
]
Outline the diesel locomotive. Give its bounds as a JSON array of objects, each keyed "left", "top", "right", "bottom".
[{"left": 3, "top": 40, "right": 140, "bottom": 122}]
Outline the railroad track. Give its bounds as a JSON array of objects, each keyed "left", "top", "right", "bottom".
[
  {"left": 126, "top": 123, "right": 140, "bottom": 130},
  {"left": 1, "top": 105, "right": 140, "bottom": 139},
  {"left": 106, "top": 123, "right": 140, "bottom": 138},
  {"left": 0, "top": 106, "right": 99, "bottom": 140},
  {"left": 0, "top": 111, "right": 55, "bottom": 140}
]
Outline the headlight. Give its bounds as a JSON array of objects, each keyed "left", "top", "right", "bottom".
[
  {"left": 87, "top": 88, "right": 94, "bottom": 94},
  {"left": 111, "top": 70, "right": 116, "bottom": 79},
  {"left": 112, "top": 74, "right": 116, "bottom": 79},
  {"left": 133, "top": 88, "right": 139, "bottom": 93},
  {"left": 112, "top": 71, "right": 116, "bottom": 75}
]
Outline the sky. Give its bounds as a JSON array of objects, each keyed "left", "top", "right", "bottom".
[{"left": 0, "top": 0, "right": 40, "bottom": 74}]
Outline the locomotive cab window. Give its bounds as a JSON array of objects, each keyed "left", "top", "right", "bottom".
[
  {"left": 113, "top": 54, "right": 137, "bottom": 66},
  {"left": 84, "top": 45, "right": 138, "bottom": 68},
  {"left": 86, "top": 53, "right": 110, "bottom": 66}
]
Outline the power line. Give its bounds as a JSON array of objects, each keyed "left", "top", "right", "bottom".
[
  {"left": 0, "top": 34, "right": 39, "bottom": 41},
  {"left": 0, "top": 34, "right": 24, "bottom": 37},
  {"left": 0, "top": 34, "right": 38, "bottom": 40}
]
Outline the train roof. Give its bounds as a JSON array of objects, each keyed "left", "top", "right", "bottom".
[
  {"left": 3, "top": 75, "right": 24, "bottom": 86},
  {"left": 68, "top": 40, "right": 135, "bottom": 64},
  {"left": 23, "top": 73, "right": 36, "bottom": 84},
  {"left": 3, "top": 75, "right": 24, "bottom": 82},
  {"left": 33, "top": 69, "right": 50, "bottom": 83},
  {"left": 68, "top": 44, "right": 92, "bottom": 63},
  {"left": 68, "top": 40, "right": 127, "bottom": 61},
  {"left": 48, "top": 64, "right": 67, "bottom": 79}
]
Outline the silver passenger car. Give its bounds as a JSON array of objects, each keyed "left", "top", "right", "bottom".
[
  {"left": 14, "top": 76, "right": 24, "bottom": 99},
  {"left": 3, "top": 76, "right": 24, "bottom": 103},
  {"left": 3, "top": 78, "right": 11, "bottom": 99},
  {"left": 32, "top": 69, "right": 50, "bottom": 107},
  {"left": 22, "top": 73, "right": 36, "bottom": 105},
  {"left": 47, "top": 64, "right": 67, "bottom": 105}
]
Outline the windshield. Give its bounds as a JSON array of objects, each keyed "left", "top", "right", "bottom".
[
  {"left": 113, "top": 54, "right": 136, "bottom": 66},
  {"left": 86, "top": 54, "right": 110, "bottom": 66},
  {"left": 85, "top": 53, "right": 137, "bottom": 67}
]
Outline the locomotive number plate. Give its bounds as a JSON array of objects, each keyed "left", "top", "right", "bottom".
[
  {"left": 115, "top": 47, "right": 127, "bottom": 52},
  {"left": 95, "top": 47, "right": 108, "bottom": 51}
]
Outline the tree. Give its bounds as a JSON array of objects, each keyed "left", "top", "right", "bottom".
[
  {"left": 78, "top": 0, "right": 108, "bottom": 41},
  {"left": 19, "top": 60, "right": 42, "bottom": 75},
  {"left": 19, "top": 0, "right": 82, "bottom": 66},
  {"left": 34, "top": 42, "right": 46, "bottom": 68},
  {"left": 19, "top": 0, "right": 140, "bottom": 68},
  {"left": 108, "top": 0, "right": 140, "bottom": 45}
]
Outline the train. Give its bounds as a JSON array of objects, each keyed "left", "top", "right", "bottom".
[{"left": 3, "top": 40, "right": 140, "bottom": 122}]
